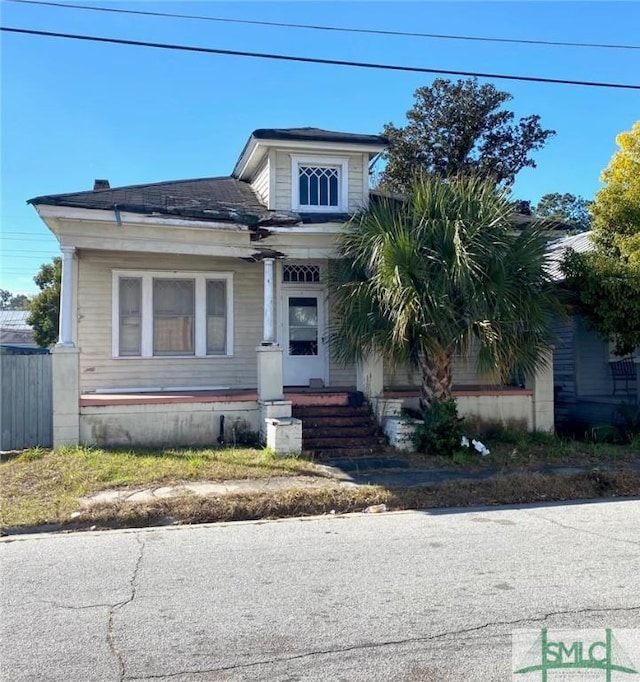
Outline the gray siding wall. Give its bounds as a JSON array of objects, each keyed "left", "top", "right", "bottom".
[
  {"left": 1, "top": 353, "right": 52, "bottom": 449},
  {"left": 574, "top": 318, "right": 612, "bottom": 397},
  {"left": 553, "top": 316, "right": 576, "bottom": 403}
]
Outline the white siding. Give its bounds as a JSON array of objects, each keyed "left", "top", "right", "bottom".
[
  {"left": 250, "top": 158, "right": 269, "bottom": 207},
  {"left": 77, "top": 251, "right": 263, "bottom": 392},
  {"left": 273, "top": 150, "right": 367, "bottom": 213},
  {"left": 328, "top": 357, "right": 357, "bottom": 387},
  {"left": 275, "top": 150, "right": 292, "bottom": 210}
]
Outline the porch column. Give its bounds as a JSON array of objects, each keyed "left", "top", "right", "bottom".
[
  {"left": 262, "top": 257, "right": 275, "bottom": 344},
  {"left": 529, "top": 348, "right": 555, "bottom": 432},
  {"left": 58, "top": 245, "right": 76, "bottom": 348}
]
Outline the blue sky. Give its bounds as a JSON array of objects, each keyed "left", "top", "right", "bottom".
[{"left": 2, "top": 1, "right": 639, "bottom": 295}]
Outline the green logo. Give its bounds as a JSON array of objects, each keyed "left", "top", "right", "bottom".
[{"left": 513, "top": 628, "right": 639, "bottom": 681}]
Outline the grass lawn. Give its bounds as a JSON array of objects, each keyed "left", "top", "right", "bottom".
[{"left": 0, "top": 445, "right": 322, "bottom": 529}]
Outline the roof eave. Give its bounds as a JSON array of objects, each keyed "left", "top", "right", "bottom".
[{"left": 232, "top": 136, "right": 387, "bottom": 181}]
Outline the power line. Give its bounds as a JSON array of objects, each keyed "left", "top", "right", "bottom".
[
  {"left": 2, "top": 27, "right": 639, "bottom": 90},
  {"left": 7, "top": 0, "right": 640, "bottom": 51}
]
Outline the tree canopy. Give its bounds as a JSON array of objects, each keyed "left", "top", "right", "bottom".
[
  {"left": 379, "top": 78, "right": 555, "bottom": 193},
  {"left": 27, "top": 257, "right": 61, "bottom": 348},
  {"left": 561, "top": 121, "right": 640, "bottom": 355},
  {"left": 330, "top": 174, "right": 560, "bottom": 412},
  {"left": 534, "top": 193, "right": 592, "bottom": 232},
  {"left": 590, "top": 120, "right": 640, "bottom": 260},
  {"left": 0, "top": 290, "right": 31, "bottom": 310}
]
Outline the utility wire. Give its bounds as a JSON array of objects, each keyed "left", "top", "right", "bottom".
[
  {"left": 2, "top": 27, "right": 639, "bottom": 90},
  {"left": 7, "top": 0, "right": 640, "bottom": 51}
]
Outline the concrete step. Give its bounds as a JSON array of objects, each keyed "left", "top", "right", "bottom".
[
  {"left": 303, "top": 436, "right": 386, "bottom": 449},
  {"left": 292, "top": 405, "right": 372, "bottom": 418},
  {"left": 299, "top": 415, "right": 374, "bottom": 429},
  {"left": 304, "top": 446, "right": 384, "bottom": 458},
  {"left": 303, "top": 425, "right": 379, "bottom": 439}
]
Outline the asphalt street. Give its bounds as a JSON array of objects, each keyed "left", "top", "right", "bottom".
[{"left": 1, "top": 499, "right": 639, "bottom": 681}]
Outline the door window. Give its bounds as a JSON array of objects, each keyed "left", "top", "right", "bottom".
[{"left": 288, "top": 297, "right": 318, "bottom": 356}]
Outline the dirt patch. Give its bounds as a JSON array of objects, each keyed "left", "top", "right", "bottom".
[{"left": 5, "top": 468, "right": 639, "bottom": 535}]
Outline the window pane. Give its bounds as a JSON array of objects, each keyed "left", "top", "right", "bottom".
[
  {"left": 299, "top": 174, "right": 309, "bottom": 205},
  {"left": 206, "top": 280, "right": 227, "bottom": 354},
  {"left": 309, "top": 174, "right": 318, "bottom": 205},
  {"left": 289, "top": 296, "right": 318, "bottom": 356},
  {"left": 319, "top": 174, "right": 328, "bottom": 206},
  {"left": 153, "top": 279, "right": 194, "bottom": 356},
  {"left": 298, "top": 166, "right": 339, "bottom": 208},
  {"left": 329, "top": 174, "right": 338, "bottom": 206},
  {"left": 119, "top": 277, "right": 141, "bottom": 356}
]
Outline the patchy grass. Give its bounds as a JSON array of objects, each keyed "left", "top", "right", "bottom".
[
  {"left": 14, "top": 468, "right": 640, "bottom": 533},
  {"left": 2, "top": 437, "right": 639, "bottom": 533},
  {"left": 403, "top": 434, "right": 640, "bottom": 471},
  {"left": 0, "top": 445, "right": 321, "bottom": 528}
]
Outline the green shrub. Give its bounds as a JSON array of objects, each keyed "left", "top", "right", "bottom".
[
  {"left": 412, "top": 399, "right": 465, "bottom": 458},
  {"left": 616, "top": 404, "right": 640, "bottom": 442}
]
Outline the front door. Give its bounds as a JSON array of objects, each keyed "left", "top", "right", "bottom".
[{"left": 282, "top": 290, "right": 326, "bottom": 386}]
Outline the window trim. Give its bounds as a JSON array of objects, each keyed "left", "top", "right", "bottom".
[
  {"left": 112, "top": 270, "right": 234, "bottom": 359},
  {"left": 291, "top": 155, "right": 349, "bottom": 213}
]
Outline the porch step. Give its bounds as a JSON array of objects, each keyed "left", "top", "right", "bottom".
[
  {"left": 292, "top": 404, "right": 372, "bottom": 418},
  {"left": 303, "top": 435, "right": 387, "bottom": 449},
  {"left": 304, "top": 425, "right": 379, "bottom": 439},
  {"left": 292, "top": 401, "right": 386, "bottom": 459}
]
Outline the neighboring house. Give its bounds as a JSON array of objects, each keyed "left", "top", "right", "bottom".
[
  {"left": 0, "top": 310, "right": 45, "bottom": 354},
  {"left": 29, "top": 127, "right": 553, "bottom": 451},
  {"left": 548, "top": 232, "right": 639, "bottom": 431}
]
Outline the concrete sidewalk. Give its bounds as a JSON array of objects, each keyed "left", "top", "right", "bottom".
[{"left": 78, "top": 459, "right": 640, "bottom": 509}]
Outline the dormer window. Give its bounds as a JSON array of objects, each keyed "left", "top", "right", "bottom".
[{"left": 291, "top": 156, "right": 348, "bottom": 212}]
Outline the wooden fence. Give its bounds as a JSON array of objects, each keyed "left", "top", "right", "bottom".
[{"left": 1, "top": 353, "right": 52, "bottom": 450}]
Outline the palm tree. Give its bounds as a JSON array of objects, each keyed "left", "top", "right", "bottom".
[{"left": 329, "top": 174, "right": 560, "bottom": 414}]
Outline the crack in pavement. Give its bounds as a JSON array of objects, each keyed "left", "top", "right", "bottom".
[
  {"left": 126, "top": 605, "right": 640, "bottom": 680},
  {"left": 108, "top": 535, "right": 145, "bottom": 682},
  {"left": 527, "top": 510, "right": 640, "bottom": 548},
  {"left": 43, "top": 600, "right": 115, "bottom": 611}
]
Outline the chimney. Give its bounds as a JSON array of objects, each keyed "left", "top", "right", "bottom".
[{"left": 93, "top": 179, "right": 110, "bottom": 191}]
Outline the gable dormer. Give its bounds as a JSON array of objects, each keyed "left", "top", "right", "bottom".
[{"left": 232, "top": 128, "right": 387, "bottom": 217}]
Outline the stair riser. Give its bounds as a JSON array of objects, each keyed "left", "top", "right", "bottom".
[
  {"left": 303, "top": 426, "right": 378, "bottom": 439},
  {"left": 298, "top": 416, "right": 374, "bottom": 428},
  {"left": 303, "top": 437, "right": 385, "bottom": 449},
  {"left": 292, "top": 405, "right": 372, "bottom": 418}
]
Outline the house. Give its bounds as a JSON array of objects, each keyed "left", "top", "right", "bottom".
[
  {"left": 29, "top": 127, "right": 554, "bottom": 452},
  {"left": 548, "top": 232, "right": 639, "bottom": 432},
  {"left": 0, "top": 310, "right": 45, "bottom": 354}
]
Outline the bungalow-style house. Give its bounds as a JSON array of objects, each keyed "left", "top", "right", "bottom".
[
  {"left": 29, "top": 127, "right": 553, "bottom": 453},
  {"left": 548, "top": 232, "right": 639, "bottom": 431}
]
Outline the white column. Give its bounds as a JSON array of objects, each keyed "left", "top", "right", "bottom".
[
  {"left": 58, "top": 246, "right": 76, "bottom": 347},
  {"left": 263, "top": 257, "right": 275, "bottom": 344}
]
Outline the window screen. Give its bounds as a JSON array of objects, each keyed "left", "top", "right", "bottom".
[
  {"left": 118, "top": 277, "right": 142, "bottom": 356},
  {"left": 206, "top": 279, "right": 227, "bottom": 354}
]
